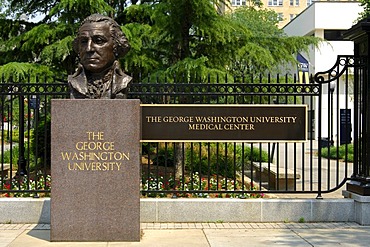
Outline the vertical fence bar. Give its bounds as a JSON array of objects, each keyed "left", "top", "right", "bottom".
[
  {"left": 317, "top": 82, "right": 323, "bottom": 199},
  {"left": 353, "top": 62, "right": 360, "bottom": 178},
  {"left": 9, "top": 88, "right": 14, "bottom": 185},
  {"left": 328, "top": 80, "right": 332, "bottom": 190},
  {"left": 335, "top": 76, "right": 340, "bottom": 187},
  {"left": 17, "top": 84, "right": 27, "bottom": 176}
]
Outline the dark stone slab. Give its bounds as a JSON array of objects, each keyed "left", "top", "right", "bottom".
[
  {"left": 50, "top": 99, "right": 141, "bottom": 242},
  {"left": 347, "top": 183, "right": 370, "bottom": 196}
]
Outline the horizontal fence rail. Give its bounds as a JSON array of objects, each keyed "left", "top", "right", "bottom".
[{"left": 0, "top": 71, "right": 357, "bottom": 198}]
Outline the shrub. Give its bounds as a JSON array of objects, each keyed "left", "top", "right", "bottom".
[
  {"left": 152, "top": 143, "right": 269, "bottom": 178},
  {"left": 0, "top": 143, "right": 32, "bottom": 170},
  {"left": 186, "top": 143, "right": 269, "bottom": 178},
  {"left": 243, "top": 145, "right": 269, "bottom": 162},
  {"left": 142, "top": 142, "right": 156, "bottom": 155},
  {"left": 320, "top": 143, "right": 354, "bottom": 162},
  {"left": 10, "top": 129, "right": 19, "bottom": 143},
  {"left": 152, "top": 145, "right": 175, "bottom": 167},
  {"left": 0, "top": 144, "right": 20, "bottom": 165},
  {"left": 0, "top": 129, "right": 18, "bottom": 143},
  {"left": 30, "top": 115, "right": 51, "bottom": 170}
]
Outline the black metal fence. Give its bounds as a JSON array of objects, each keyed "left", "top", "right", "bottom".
[{"left": 0, "top": 62, "right": 360, "bottom": 198}]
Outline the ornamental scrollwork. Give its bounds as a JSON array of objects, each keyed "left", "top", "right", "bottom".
[{"left": 314, "top": 55, "right": 366, "bottom": 84}]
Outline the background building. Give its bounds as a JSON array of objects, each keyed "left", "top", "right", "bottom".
[
  {"left": 283, "top": 1, "right": 363, "bottom": 141},
  {"left": 229, "top": 0, "right": 357, "bottom": 28}
]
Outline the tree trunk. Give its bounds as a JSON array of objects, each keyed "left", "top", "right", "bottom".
[{"left": 174, "top": 143, "right": 183, "bottom": 180}]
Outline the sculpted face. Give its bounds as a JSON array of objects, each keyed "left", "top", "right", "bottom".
[{"left": 77, "top": 22, "right": 115, "bottom": 74}]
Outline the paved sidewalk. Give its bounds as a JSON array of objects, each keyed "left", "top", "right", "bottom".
[{"left": 1, "top": 222, "right": 370, "bottom": 246}]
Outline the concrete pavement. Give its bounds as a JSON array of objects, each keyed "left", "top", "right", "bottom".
[{"left": 2, "top": 222, "right": 370, "bottom": 247}]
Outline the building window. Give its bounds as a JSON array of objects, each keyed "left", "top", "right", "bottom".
[
  {"left": 232, "top": 0, "right": 247, "bottom": 6},
  {"left": 291, "top": 0, "right": 299, "bottom": 6},
  {"left": 277, "top": 13, "right": 284, "bottom": 21},
  {"left": 324, "top": 30, "right": 345, "bottom": 41},
  {"left": 307, "top": 0, "right": 313, "bottom": 6},
  {"left": 268, "top": 0, "right": 283, "bottom": 6},
  {"left": 290, "top": 14, "right": 295, "bottom": 21}
]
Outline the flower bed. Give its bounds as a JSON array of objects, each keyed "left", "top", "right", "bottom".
[{"left": 142, "top": 172, "right": 265, "bottom": 198}]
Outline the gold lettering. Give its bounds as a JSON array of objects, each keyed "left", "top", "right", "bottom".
[
  {"left": 75, "top": 163, "right": 83, "bottom": 170},
  {"left": 67, "top": 162, "right": 124, "bottom": 171},
  {"left": 188, "top": 123, "right": 255, "bottom": 131},
  {"left": 71, "top": 152, "right": 79, "bottom": 160},
  {"left": 75, "top": 141, "right": 115, "bottom": 151},
  {"left": 116, "top": 163, "right": 122, "bottom": 170},
  {"left": 146, "top": 116, "right": 162, "bottom": 122},
  {"left": 84, "top": 162, "right": 91, "bottom": 170},
  {"left": 87, "top": 132, "right": 104, "bottom": 141},
  {"left": 162, "top": 116, "right": 193, "bottom": 123},
  {"left": 102, "top": 162, "right": 108, "bottom": 171},
  {"left": 122, "top": 153, "right": 130, "bottom": 160},
  {"left": 61, "top": 152, "right": 71, "bottom": 160}
]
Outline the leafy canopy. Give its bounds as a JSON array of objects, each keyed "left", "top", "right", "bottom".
[{"left": 0, "top": 0, "right": 320, "bottom": 81}]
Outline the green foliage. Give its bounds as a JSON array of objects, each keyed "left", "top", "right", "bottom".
[
  {"left": 0, "top": 141, "right": 32, "bottom": 168},
  {"left": 0, "top": 0, "right": 320, "bottom": 79},
  {"left": 121, "top": 2, "right": 320, "bottom": 77},
  {"left": 1, "top": 129, "right": 20, "bottom": 143},
  {"left": 30, "top": 114, "right": 51, "bottom": 170},
  {"left": 141, "top": 171, "right": 265, "bottom": 198},
  {"left": 320, "top": 143, "right": 354, "bottom": 162},
  {"left": 1, "top": 174, "right": 51, "bottom": 197},
  {"left": 49, "top": 0, "right": 114, "bottom": 23},
  {"left": 0, "top": 62, "right": 55, "bottom": 81},
  {"left": 358, "top": 0, "right": 370, "bottom": 22},
  {"left": 0, "top": 0, "right": 123, "bottom": 76},
  {"left": 152, "top": 145, "right": 175, "bottom": 167},
  {"left": 121, "top": 22, "right": 159, "bottom": 75},
  {"left": 186, "top": 143, "right": 269, "bottom": 178},
  {"left": 11, "top": 129, "right": 19, "bottom": 142},
  {"left": 0, "top": 144, "right": 19, "bottom": 164},
  {"left": 142, "top": 142, "right": 155, "bottom": 155},
  {"left": 153, "top": 143, "right": 269, "bottom": 178},
  {"left": 40, "top": 35, "right": 74, "bottom": 67},
  {"left": 139, "top": 0, "right": 239, "bottom": 76},
  {"left": 21, "top": 24, "right": 57, "bottom": 52},
  {"left": 226, "top": 7, "right": 320, "bottom": 75}
]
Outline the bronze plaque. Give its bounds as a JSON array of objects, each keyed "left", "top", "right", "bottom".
[{"left": 141, "top": 104, "right": 307, "bottom": 142}]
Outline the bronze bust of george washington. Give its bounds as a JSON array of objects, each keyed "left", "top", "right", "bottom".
[{"left": 68, "top": 14, "right": 131, "bottom": 99}]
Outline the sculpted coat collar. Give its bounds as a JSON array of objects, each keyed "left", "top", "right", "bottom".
[{"left": 68, "top": 61, "right": 132, "bottom": 99}]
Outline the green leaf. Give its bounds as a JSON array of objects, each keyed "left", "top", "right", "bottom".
[{"left": 0, "top": 62, "right": 55, "bottom": 82}]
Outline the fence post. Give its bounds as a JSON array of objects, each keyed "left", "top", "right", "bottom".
[{"left": 343, "top": 17, "right": 370, "bottom": 195}]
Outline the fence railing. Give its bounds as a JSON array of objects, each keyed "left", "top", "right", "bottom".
[{"left": 0, "top": 71, "right": 355, "bottom": 198}]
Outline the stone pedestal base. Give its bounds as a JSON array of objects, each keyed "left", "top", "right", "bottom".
[
  {"left": 50, "top": 99, "right": 141, "bottom": 241},
  {"left": 343, "top": 190, "right": 370, "bottom": 225}
]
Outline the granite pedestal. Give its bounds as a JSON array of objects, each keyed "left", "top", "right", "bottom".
[{"left": 50, "top": 99, "right": 141, "bottom": 241}]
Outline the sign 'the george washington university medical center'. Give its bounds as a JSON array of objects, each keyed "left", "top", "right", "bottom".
[{"left": 141, "top": 104, "right": 307, "bottom": 142}]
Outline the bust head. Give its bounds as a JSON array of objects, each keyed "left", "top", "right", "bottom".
[
  {"left": 69, "top": 14, "right": 132, "bottom": 99},
  {"left": 73, "top": 14, "right": 130, "bottom": 74}
]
